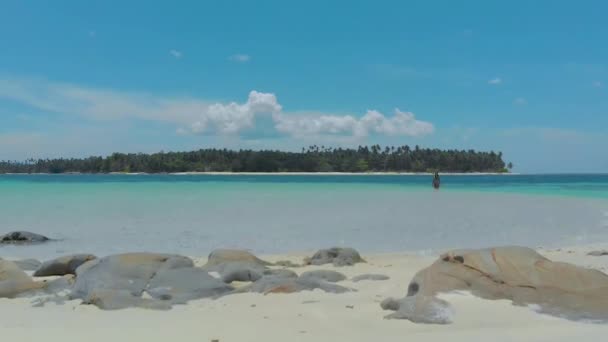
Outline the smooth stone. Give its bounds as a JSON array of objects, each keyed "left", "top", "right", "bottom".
[
  {"left": 0, "top": 260, "right": 45, "bottom": 298},
  {"left": 218, "top": 262, "right": 265, "bottom": 283},
  {"left": 0, "top": 231, "right": 50, "bottom": 245},
  {"left": 588, "top": 250, "right": 608, "bottom": 257},
  {"left": 304, "top": 247, "right": 364, "bottom": 267},
  {"left": 407, "top": 246, "right": 608, "bottom": 322},
  {"left": 351, "top": 274, "right": 390, "bottom": 282},
  {"left": 203, "top": 249, "right": 272, "bottom": 271},
  {"left": 34, "top": 254, "right": 97, "bottom": 277},
  {"left": 146, "top": 267, "right": 233, "bottom": 304},
  {"left": 381, "top": 295, "right": 453, "bottom": 324},
  {"left": 71, "top": 253, "right": 194, "bottom": 308},
  {"left": 299, "top": 270, "right": 347, "bottom": 283}
]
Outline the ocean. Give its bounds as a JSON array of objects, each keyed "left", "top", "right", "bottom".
[{"left": 1, "top": 174, "right": 607, "bottom": 259}]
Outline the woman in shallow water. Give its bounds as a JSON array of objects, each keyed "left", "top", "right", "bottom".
[{"left": 433, "top": 171, "right": 440, "bottom": 189}]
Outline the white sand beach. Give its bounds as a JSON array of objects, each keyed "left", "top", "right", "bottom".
[{"left": 2, "top": 245, "right": 607, "bottom": 342}]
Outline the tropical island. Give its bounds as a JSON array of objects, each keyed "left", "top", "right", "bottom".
[{"left": 0, "top": 145, "right": 511, "bottom": 174}]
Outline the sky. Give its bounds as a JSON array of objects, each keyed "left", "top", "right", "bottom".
[{"left": 0, "top": 1, "right": 607, "bottom": 173}]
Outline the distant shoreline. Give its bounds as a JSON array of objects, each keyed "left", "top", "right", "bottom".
[{"left": 2, "top": 171, "right": 517, "bottom": 176}]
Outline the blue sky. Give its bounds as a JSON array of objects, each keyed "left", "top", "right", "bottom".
[{"left": 1, "top": 1, "right": 607, "bottom": 172}]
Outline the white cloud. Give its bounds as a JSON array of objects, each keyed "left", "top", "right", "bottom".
[
  {"left": 488, "top": 77, "right": 502, "bottom": 85},
  {"left": 0, "top": 77, "right": 434, "bottom": 139},
  {"left": 514, "top": 97, "right": 527, "bottom": 106},
  {"left": 274, "top": 108, "right": 434, "bottom": 138},
  {"left": 170, "top": 49, "right": 183, "bottom": 59},
  {"left": 229, "top": 54, "right": 251, "bottom": 63},
  {"left": 593, "top": 81, "right": 603, "bottom": 88}
]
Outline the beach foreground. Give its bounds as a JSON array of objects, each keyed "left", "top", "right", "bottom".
[{"left": 2, "top": 245, "right": 608, "bottom": 342}]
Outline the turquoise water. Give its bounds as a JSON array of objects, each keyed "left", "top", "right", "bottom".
[{"left": 1, "top": 174, "right": 607, "bottom": 259}]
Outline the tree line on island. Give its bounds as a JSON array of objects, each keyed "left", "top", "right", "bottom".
[{"left": 0, "top": 145, "right": 512, "bottom": 174}]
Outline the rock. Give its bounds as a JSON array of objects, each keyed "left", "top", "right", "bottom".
[
  {"left": 351, "top": 274, "right": 390, "bottom": 282},
  {"left": 299, "top": 270, "right": 347, "bottom": 283},
  {"left": 0, "top": 260, "right": 46, "bottom": 298},
  {"left": 405, "top": 246, "right": 608, "bottom": 322},
  {"left": 203, "top": 249, "right": 272, "bottom": 270},
  {"left": 71, "top": 253, "right": 196, "bottom": 309},
  {"left": 588, "top": 250, "right": 608, "bottom": 257},
  {"left": 203, "top": 249, "right": 274, "bottom": 284},
  {"left": 304, "top": 247, "right": 364, "bottom": 267},
  {"left": 146, "top": 267, "right": 233, "bottom": 304},
  {"left": 218, "top": 262, "right": 265, "bottom": 283},
  {"left": 240, "top": 274, "right": 354, "bottom": 294},
  {"left": 12, "top": 259, "right": 42, "bottom": 271},
  {"left": 263, "top": 269, "right": 298, "bottom": 279},
  {"left": 0, "top": 231, "right": 50, "bottom": 245},
  {"left": 381, "top": 295, "right": 453, "bottom": 324},
  {"left": 34, "top": 254, "right": 97, "bottom": 277}
]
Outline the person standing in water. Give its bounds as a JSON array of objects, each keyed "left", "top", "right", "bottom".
[{"left": 433, "top": 171, "right": 440, "bottom": 189}]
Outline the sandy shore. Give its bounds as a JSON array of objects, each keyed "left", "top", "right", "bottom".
[{"left": 2, "top": 245, "right": 607, "bottom": 342}]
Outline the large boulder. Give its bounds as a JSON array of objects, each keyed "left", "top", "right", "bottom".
[
  {"left": 304, "top": 247, "right": 364, "bottom": 267},
  {"left": 0, "top": 231, "right": 50, "bottom": 245},
  {"left": 202, "top": 249, "right": 274, "bottom": 283},
  {"left": 0, "top": 260, "right": 46, "bottom": 298},
  {"left": 71, "top": 253, "right": 196, "bottom": 309},
  {"left": 398, "top": 246, "right": 608, "bottom": 322},
  {"left": 34, "top": 254, "right": 97, "bottom": 277}
]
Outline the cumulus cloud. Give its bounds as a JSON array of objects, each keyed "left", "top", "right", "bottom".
[
  {"left": 229, "top": 54, "right": 251, "bottom": 63},
  {"left": 170, "top": 49, "right": 183, "bottom": 58},
  {"left": 0, "top": 77, "right": 434, "bottom": 139},
  {"left": 274, "top": 109, "right": 434, "bottom": 138},
  {"left": 488, "top": 77, "right": 502, "bottom": 85}
]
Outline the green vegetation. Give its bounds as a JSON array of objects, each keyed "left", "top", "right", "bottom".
[{"left": 0, "top": 145, "right": 508, "bottom": 174}]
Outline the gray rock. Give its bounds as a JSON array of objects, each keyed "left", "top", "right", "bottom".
[
  {"left": 381, "top": 295, "right": 453, "bottom": 324},
  {"left": 0, "top": 260, "right": 45, "bottom": 298},
  {"left": 12, "top": 259, "right": 42, "bottom": 271},
  {"left": 263, "top": 269, "right": 298, "bottom": 279},
  {"left": 0, "top": 231, "right": 50, "bottom": 245},
  {"left": 300, "top": 270, "right": 347, "bottom": 283},
  {"left": 588, "top": 250, "right": 608, "bottom": 257},
  {"left": 241, "top": 274, "right": 354, "bottom": 294},
  {"left": 204, "top": 249, "right": 272, "bottom": 270},
  {"left": 71, "top": 253, "right": 195, "bottom": 309},
  {"left": 218, "top": 262, "right": 265, "bottom": 283},
  {"left": 351, "top": 274, "right": 390, "bottom": 282},
  {"left": 305, "top": 247, "right": 364, "bottom": 267},
  {"left": 34, "top": 254, "right": 97, "bottom": 277},
  {"left": 146, "top": 267, "right": 233, "bottom": 304},
  {"left": 275, "top": 260, "right": 301, "bottom": 268}
]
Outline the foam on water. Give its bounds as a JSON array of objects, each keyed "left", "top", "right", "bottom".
[{"left": 1, "top": 175, "right": 607, "bottom": 260}]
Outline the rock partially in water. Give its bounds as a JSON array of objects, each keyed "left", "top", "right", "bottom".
[
  {"left": 351, "top": 274, "right": 390, "bottom": 282},
  {"left": 299, "top": 270, "right": 347, "bottom": 283},
  {"left": 405, "top": 246, "right": 608, "bottom": 322},
  {"left": 12, "top": 258, "right": 42, "bottom": 271},
  {"left": 0, "top": 231, "right": 50, "bottom": 245},
  {"left": 588, "top": 250, "right": 608, "bottom": 257},
  {"left": 71, "top": 252, "right": 198, "bottom": 309},
  {"left": 304, "top": 247, "right": 364, "bottom": 267},
  {"left": 34, "top": 254, "right": 98, "bottom": 277},
  {"left": 381, "top": 295, "right": 453, "bottom": 324}
]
